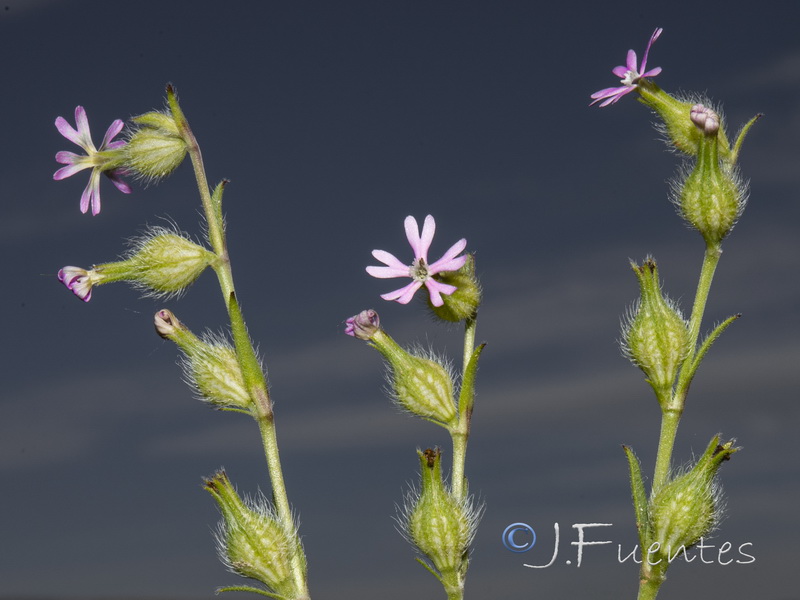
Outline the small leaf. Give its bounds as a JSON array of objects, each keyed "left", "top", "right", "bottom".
[
  {"left": 457, "top": 343, "right": 486, "bottom": 420},
  {"left": 623, "top": 445, "right": 651, "bottom": 551}
]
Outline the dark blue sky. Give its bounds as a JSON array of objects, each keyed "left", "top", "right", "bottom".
[{"left": 2, "top": 1, "right": 799, "bottom": 598}]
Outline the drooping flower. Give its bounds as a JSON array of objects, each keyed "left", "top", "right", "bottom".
[
  {"left": 57, "top": 266, "right": 101, "bottom": 302},
  {"left": 54, "top": 106, "right": 131, "bottom": 215},
  {"left": 590, "top": 28, "right": 663, "bottom": 107},
  {"left": 366, "top": 215, "right": 467, "bottom": 307}
]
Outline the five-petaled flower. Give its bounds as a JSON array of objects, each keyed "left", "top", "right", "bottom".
[
  {"left": 57, "top": 266, "right": 99, "bottom": 302},
  {"left": 590, "top": 28, "right": 663, "bottom": 107},
  {"left": 54, "top": 106, "right": 131, "bottom": 215},
  {"left": 366, "top": 215, "right": 467, "bottom": 307}
]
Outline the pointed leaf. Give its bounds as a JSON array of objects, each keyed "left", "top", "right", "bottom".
[
  {"left": 623, "top": 445, "right": 651, "bottom": 550},
  {"left": 458, "top": 343, "right": 486, "bottom": 419},
  {"left": 690, "top": 314, "right": 741, "bottom": 377}
]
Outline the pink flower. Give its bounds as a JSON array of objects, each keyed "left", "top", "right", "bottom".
[
  {"left": 590, "top": 28, "right": 663, "bottom": 107},
  {"left": 366, "top": 215, "right": 467, "bottom": 307},
  {"left": 57, "top": 266, "right": 97, "bottom": 302},
  {"left": 54, "top": 106, "right": 131, "bottom": 215}
]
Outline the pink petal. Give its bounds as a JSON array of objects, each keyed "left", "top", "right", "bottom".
[
  {"left": 53, "top": 163, "right": 91, "bottom": 180},
  {"left": 74, "top": 106, "right": 92, "bottom": 145},
  {"left": 106, "top": 170, "right": 132, "bottom": 194},
  {"left": 416, "top": 215, "right": 436, "bottom": 260},
  {"left": 101, "top": 119, "right": 125, "bottom": 149},
  {"left": 55, "top": 150, "right": 81, "bottom": 165},
  {"left": 370, "top": 249, "right": 408, "bottom": 270},
  {"left": 640, "top": 27, "right": 663, "bottom": 74},
  {"left": 642, "top": 66, "right": 662, "bottom": 78},
  {"left": 424, "top": 278, "right": 457, "bottom": 307},
  {"left": 429, "top": 238, "right": 467, "bottom": 273},
  {"left": 611, "top": 65, "right": 629, "bottom": 78},
  {"left": 403, "top": 215, "right": 423, "bottom": 258},
  {"left": 55, "top": 116, "right": 82, "bottom": 146},
  {"left": 381, "top": 281, "right": 422, "bottom": 304},
  {"left": 625, "top": 49, "right": 638, "bottom": 73},
  {"left": 366, "top": 265, "right": 411, "bottom": 278},
  {"left": 80, "top": 171, "right": 102, "bottom": 215}
]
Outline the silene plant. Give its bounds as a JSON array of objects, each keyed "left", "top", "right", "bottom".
[
  {"left": 54, "top": 87, "right": 484, "bottom": 600},
  {"left": 591, "top": 28, "right": 760, "bottom": 600},
  {"left": 52, "top": 27, "right": 757, "bottom": 600}
]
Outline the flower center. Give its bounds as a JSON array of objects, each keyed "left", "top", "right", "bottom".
[
  {"left": 410, "top": 258, "right": 430, "bottom": 282},
  {"left": 621, "top": 69, "right": 640, "bottom": 87}
]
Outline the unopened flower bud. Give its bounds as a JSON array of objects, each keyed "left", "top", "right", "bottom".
[
  {"left": 429, "top": 255, "right": 482, "bottom": 322},
  {"left": 125, "top": 109, "right": 187, "bottom": 181},
  {"left": 369, "top": 330, "right": 457, "bottom": 426},
  {"left": 403, "top": 448, "right": 477, "bottom": 593},
  {"left": 622, "top": 259, "right": 690, "bottom": 402},
  {"left": 344, "top": 309, "right": 380, "bottom": 340},
  {"left": 650, "top": 436, "right": 737, "bottom": 555},
  {"left": 128, "top": 227, "right": 215, "bottom": 297},
  {"left": 204, "top": 470, "right": 305, "bottom": 598},
  {"left": 155, "top": 310, "right": 252, "bottom": 411},
  {"left": 674, "top": 118, "right": 746, "bottom": 246},
  {"left": 690, "top": 103, "right": 719, "bottom": 135},
  {"left": 154, "top": 308, "right": 184, "bottom": 339}
]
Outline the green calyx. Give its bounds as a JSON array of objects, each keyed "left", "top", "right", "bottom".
[
  {"left": 407, "top": 449, "right": 472, "bottom": 594},
  {"left": 624, "top": 259, "right": 690, "bottom": 404},
  {"left": 650, "top": 436, "right": 738, "bottom": 556},
  {"left": 204, "top": 470, "right": 305, "bottom": 599},
  {"left": 125, "top": 107, "right": 188, "bottom": 181},
  {"left": 677, "top": 128, "right": 744, "bottom": 247},
  {"left": 154, "top": 310, "right": 252, "bottom": 412},
  {"left": 370, "top": 330, "right": 457, "bottom": 426},
  {"left": 625, "top": 437, "right": 737, "bottom": 584},
  {"left": 126, "top": 228, "right": 215, "bottom": 297},
  {"left": 429, "top": 255, "right": 482, "bottom": 323}
]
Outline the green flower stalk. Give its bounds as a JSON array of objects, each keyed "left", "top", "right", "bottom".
[{"left": 57, "top": 226, "right": 215, "bottom": 302}]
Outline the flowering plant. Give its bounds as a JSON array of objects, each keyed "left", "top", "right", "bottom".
[{"left": 591, "top": 28, "right": 760, "bottom": 600}]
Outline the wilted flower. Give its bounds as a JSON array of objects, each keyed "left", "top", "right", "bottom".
[
  {"left": 590, "top": 28, "right": 663, "bottom": 107},
  {"left": 57, "top": 266, "right": 101, "bottom": 302},
  {"left": 366, "top": 215, "right": 467, "bottom": 307},
  {"left": 54, "top": 106, "right": 131, "bottom": 215}
]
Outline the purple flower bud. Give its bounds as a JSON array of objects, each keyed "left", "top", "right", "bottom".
[
  {"left": 154, "top": 308, "right": 182, "bottom": 339},
  {"left": 690, "top": 104, "right": 720, "bottom": 135},
  {"left": 344, "top": 309, "right": 380, "bottom": 340}
]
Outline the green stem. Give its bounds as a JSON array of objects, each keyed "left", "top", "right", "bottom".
[
  {"left": 640, "top": 243, "right": 722, "bottom": 599},
  {"left": 651, "top": 408, "right": 682, "bottom": 493},
  {"left": 651, "top": 244, "right": 721, "bottom": 492},
  {"left": 637, "top": 574, "right": 663, "bottom": 600},
  {"left": 173, "top": 92, "right": 308, "bottom": 597},
  {"left": 450, "top": 316, "right": 477, "bottom": 500},
  {"left": 676, "top": 244, "right": 722, "bottom": 398}
]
